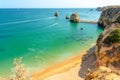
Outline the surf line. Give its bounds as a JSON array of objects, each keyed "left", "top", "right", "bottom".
[
  {"left": 47, "top": 23, "right": 58, "bottom": 28},
  {"left": 0, "top": 17, "right": 56, "bottom": 25}
]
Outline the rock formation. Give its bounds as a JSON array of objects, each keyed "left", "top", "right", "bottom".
[
  {"left": 98, "top": 6, "right": 120, "bottom": 27},
  {"left": 85, "top": 66, "right": 120, "bottom": 80},
  {"left": 85, "top": 6, "right": 120, "bottom": 80},
  {"left": 66, "top": 15, "right": 69, "bottom": 19},
  {"left": 80, "top": 28, "right": 83, "bottom": 30},
  {"left": 54, "top": 11, "right": 59, "bottom": 17},
  {"left": 96, "top": 23, "right": 120, "bottom": 66},
  {"left": 70, "top": 12, "right": 80, "bottom": 23},
  {"left": 96, "top": 7, "right": 103, "bottom": 11}
]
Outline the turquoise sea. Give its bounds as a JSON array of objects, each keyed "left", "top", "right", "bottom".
[{"left": 0, "top": 8, "right": 103, "bottom": 77}]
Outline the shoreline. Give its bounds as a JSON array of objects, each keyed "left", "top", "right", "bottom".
[
  {"left": 31, "top": 52, "right": 85, "bottom": 80},
  {"left": 31, "top": 47, "right": 96, "bottom": 80}
]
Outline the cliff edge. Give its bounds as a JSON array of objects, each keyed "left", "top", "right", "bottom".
[
  {"left": 85, "top": 6, "right": 120, "bottom": 80},
  {"left": 98, "top": 6, "right": 120, "bottom": 28}
]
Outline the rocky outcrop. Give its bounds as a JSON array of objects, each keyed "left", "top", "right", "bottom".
[
  {"left": 96, "top": 23, "right": 120, "bottom": 66},
  {"left": 85, "top": 23, "right": 120, "bottom": 80},
  {"left": 96, "top": 7, "right": 103, "bottom": 11},
  {"left": 54, "top": 11, "right": 59, "bottom": 17},
  {"left": 70, "top": 12, "right": 80, "bottom": 23},
  {"left": 96, "top": 6, "right": 120, "bottom": 66},
  {"left": 98, "top": 6, "right": 120, "bottom": 27},
  {"left": 85, "top": 6, "right": 120, "bottom": 80},
  {"left": 66, "top": 15, "right": 69, "bottom": 19},
  {"left": 85, "top": 66, "right": 120, "bottom": 80}
]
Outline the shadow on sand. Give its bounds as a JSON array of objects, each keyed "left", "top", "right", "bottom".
[{"left": 78, "top": 46, "right": 96, "bottom": 78}]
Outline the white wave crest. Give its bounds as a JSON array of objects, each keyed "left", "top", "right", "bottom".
[
  {"left": 0, "top": 17, "right": 56, "bottom": 25},
  {"left": 46, "top": 17, "right": 56, "bottom": 19},
  {"left": 47, "top": 23, "right": 58, "bottom": 28}
]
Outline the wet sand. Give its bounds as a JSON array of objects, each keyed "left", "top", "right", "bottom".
[{"left": 31, "top": 47, "right": 96, "bottom": 80}]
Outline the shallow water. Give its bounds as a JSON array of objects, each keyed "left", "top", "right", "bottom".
[{"left": 0, "top": 8, "right": 103, "bottom": 76}]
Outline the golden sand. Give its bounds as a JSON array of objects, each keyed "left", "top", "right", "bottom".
[{"left": 31, "top": 47, "right": 96, "bottom": 80}]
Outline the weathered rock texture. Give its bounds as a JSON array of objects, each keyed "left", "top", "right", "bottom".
[
  {"left": 96, "top": 23, "right": 120, "bottom": 66},
  {"left": 85, "top": 66, "right": 120, "bottom": 80},
  {"left": 70, "top": 12, "right": 80, "bottom": 23},
  {"left": 98, "top": 6, "right": 120, "bottom": 27},
  {"left": 96, "top": 6, "right": 120, "bottom": 66},
  {"left": 85, "top": 6, "right": 120, "bottom": 80},
  {"left": 96, "top": 7, "right": 103, "bottom": 11}
]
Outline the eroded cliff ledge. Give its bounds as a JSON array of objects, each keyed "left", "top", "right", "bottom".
[
  {"left": 85, "top": 6, "right": 120, "bottom": 80},
  {"left": 98, "top": 6, "right": 120, "bottom": 28}
]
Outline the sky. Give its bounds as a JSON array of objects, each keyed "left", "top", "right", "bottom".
[{"left": 0, "top": 0, "right": 120, "bottom": 8}]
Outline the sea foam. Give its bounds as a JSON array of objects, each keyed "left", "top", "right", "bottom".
[{"left": 0, "top": 17, "right": 56, "bottom": 25}]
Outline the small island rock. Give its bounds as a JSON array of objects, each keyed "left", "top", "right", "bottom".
[
  {"left": 70, "top": 12, "right": 80, "bottom": 23},
  {"left": 80, "top": 28, "right": 83, "bottom": 30},
  {"left": 66, "top": 15, "right": 70, "bottom": 19},
  {"left": 54, "top": 11, "right": 59, "bottom": 17}
]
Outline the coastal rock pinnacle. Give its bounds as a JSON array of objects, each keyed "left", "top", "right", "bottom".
[
  {"left": 66, "top": 15, "right": 69, "bottom": 19},
  {"left": 54, "top": 11, "right": 59, "bottom": 17},
  {"left": 70, "top": 12, "right": 80, "bottom": 23}
]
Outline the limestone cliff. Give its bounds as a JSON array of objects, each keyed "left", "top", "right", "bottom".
[
  {"left": 98, "top": 6, "right": 120, "bottom": 27},
  {"left": 85, "top": 66, "right": 120, "bottom": 80},
  {"left": 85, "top": 23, "right": 120, "bottom": 80},
  {"left": 96, "top": 6, "right": 120, "bottom": 67},
  {"left": 96, "top": 23, "right": 120, "bottom": 66},
  {"left": 96, "top": 7, "right": 103, "bottom": 11},
  {"left": 85, "top": 6, "right": 120, "bottom": 80}
]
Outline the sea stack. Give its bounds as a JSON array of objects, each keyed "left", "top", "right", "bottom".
[
  {"left": 66, "top": 15, "right": 69, "bottom": 19},
  {"left": 54, "top": 11, "right": 59, "bottom": 17},
  {"left": 70, "top": 12, "right": 80, "bottom": 23}
]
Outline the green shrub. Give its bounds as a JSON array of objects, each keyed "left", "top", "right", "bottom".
[{"left": 104, "top": 29, "right": 120, "bottom": 44}]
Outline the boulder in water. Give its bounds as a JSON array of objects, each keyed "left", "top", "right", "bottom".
[
  {"left": 54, "top": 11, "right": 59, "bottom": 17},
  {"left": 70, "top": 12, "right": 80, "bottom": 23},
  {"left": 66, "top": 15, "right": 69, "bottom": 19},
  {"left": 90, "top": 9, "right": 93, "bottom": 11},
  {"left": 80, "top": 28, "right": 83, "bottom": 30}
]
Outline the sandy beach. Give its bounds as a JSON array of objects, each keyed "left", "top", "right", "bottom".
[{"left": 31, "top": 47, "right": 96, "bottom": 80}]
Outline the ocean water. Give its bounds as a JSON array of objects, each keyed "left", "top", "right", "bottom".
[{"left": 0, "top": 8, "right": 103, "bottom": 77}]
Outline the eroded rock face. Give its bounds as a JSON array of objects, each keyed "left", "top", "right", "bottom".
[
  {"left": 98, "top": 6, "right": 120, "bottom": 27},
  {"left": 85, "top": 6, "right": 120, "bottom": 80},
  {"left": 96, "top": 6, "right": 120, "bottom": 67},
  {"left": 96, "top": 7, "right": 103, "bottom": 11},
  {"left": 85, "top": 66, "right": 120, "bottom": 80},
  {"left": 96, "top": 23, "right": 120, "bottom": 67},
  {"left": 70, "top": 12, "right": 80, "bottom": 23}
]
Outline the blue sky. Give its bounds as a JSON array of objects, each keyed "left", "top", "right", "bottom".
[{"left": 0, "top": 0, "right": 120, "bottom": 8}]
